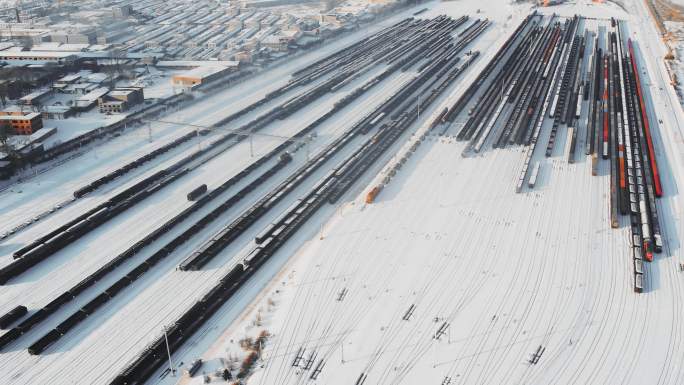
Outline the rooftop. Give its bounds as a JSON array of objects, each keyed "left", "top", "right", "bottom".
[
  {"left": 76, "top": 87, "right": 110, "bottom": 103},
  {"left": 0, "top": 112, "right": 41, "bottom": 120},
  {"left": 173, "top": 66, "right": 228, "bottom": 80},
  {"left": 156, "top": 60, "right": 239, "bottom": 69},
  {"left": 0, "top": 51, "right": 79, "bottom": 59}
]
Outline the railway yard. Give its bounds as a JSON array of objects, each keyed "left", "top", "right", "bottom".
[{"left": 0, "top": 0, "right": 684, "bottom": 385}]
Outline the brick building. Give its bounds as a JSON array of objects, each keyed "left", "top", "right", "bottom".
[{"left": 0, "top": 111, "right": 43, "bottom": 135}]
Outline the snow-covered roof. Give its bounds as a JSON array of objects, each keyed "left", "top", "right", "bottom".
[
  {"left": 156, "top": 60, "right": 239, "bottom": 68},
  {"left": 173, "top": 66, "right": 228, "bottom": 80},
  {"left": 32, "top": 43, "right": 90, "bottom": 52},
  {"left": 76, "top": 87, "right": 110, "bottom": 103},
  {"left": 0, "top": 112, "right": 41, "bottom": 120},
  {"left": 19, "top": 89, "right": 52, "bottom": 103},
  {"left": 0, "top": 51, "right": 79, "bottom": 59},
  {"left": 56, "top": 74, "right": 82, "bottom": 83}
]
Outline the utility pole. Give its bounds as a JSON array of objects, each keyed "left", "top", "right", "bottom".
[
  {"left": 164, "top": 326, "right": 175, "bottom": 377},
  {"left": 258, "top": 339, "right": 263, "bottom": 362},
  {"left": 197, "top": 129, "right": 202, "bottom": 151}
]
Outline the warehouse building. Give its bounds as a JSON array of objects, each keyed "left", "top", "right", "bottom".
[
  {"left": 19, "top": 89, "right": 52, "bottom": 107},
  {"left": 50, "top": 30, "right": 98, "bottom": 45},
  {"left": 98, "top": 87, "right": 144, "bottom": 114},
  {"left": 75, "top": 87, "right": 110, "bottom": 110},
  {"left": 0, "top": 51, "right": 79, "bottom": 66},
  {"left": 171, "top": 66, "right": 232, "bottom": 89}
]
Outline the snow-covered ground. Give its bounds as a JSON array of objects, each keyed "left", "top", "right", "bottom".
[
  {"left": 163, "top": 1, "right": 684, "bottom": 385},
  {"left": 1, "top": 0, "right": 683, "bottom": 385}
]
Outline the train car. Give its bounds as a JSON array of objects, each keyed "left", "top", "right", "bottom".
[
  {"left": 255, "top": 224, "right": 275, "bottom": 245},
  {"left": 55, "top": 309, "right": 88, "bottom": 334},
  {"left": 28, "top": 329, "right": 61, "bottom": 355},
  {"left": 366, "top": 186, "right": 382, "bottom": 204},
  {"left": 369, "top": 113, "right": 385, "bottom": 127},
  {"left": 186, "top": 359, "right": 203, "bottom": 377},
  {"left": 634, "top": 258, "right": 644, "bottom": 275},
  {"left": 575, "top": 85, "right": 583, "bottom": 119},
  {"left": 634, "top": 273, "right": 644, "bottom": 293},
  {"left": 243, "top": 246, "right": 263, "bottom": 267},
  {"left": 187, "top": 184, "right": 208, "bottom": 201},
  {"left": 0, "top": 305, "right": 27, "bottom": 329},
  {"left": 528, "top": 162, "right": 541, "bottom": 188}
]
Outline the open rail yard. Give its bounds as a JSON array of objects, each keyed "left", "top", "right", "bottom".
[{"left": 1, "top": 0, "right": 684, "bottom": 384}]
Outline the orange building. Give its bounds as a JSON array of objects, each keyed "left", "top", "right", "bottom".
[
  {"left": 0, "top": 111, "right": 44, "bottom": 135},
  {"left": 171, "top": 66, "right": 230, "bottom": 89}
]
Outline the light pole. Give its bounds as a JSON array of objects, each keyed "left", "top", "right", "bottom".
[{"left": 164, "top": 325, "right": 175, "bottom": 377}]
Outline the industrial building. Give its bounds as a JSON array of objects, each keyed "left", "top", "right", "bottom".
[
  {"left": 0, "top": 51, "right": 79, "bottom": 66},
  {"left": 98, "top": 87, "right": 144, "bottom": 114},
  {"left": 18, "top": 89, "right": 52, "bottom": 106},
  {"left": 171, "top": 66, "right": 232, "bottom": 88},
  {"left": 75, "top": 87, "right": 109, "bottom": 110}
]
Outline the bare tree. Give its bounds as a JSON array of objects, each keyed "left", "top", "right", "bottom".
[
  {"left": 104, "top": 49, "right": 126, "bottom": 88},
  {"left": 18, "top": 36, "right": 33, "bottom": 51},
  {"left": 0, "top": 80, "right": 8, "bottom": 108},
  {"left": 0, "top": 120, "right": 18, "bottom": 161}
]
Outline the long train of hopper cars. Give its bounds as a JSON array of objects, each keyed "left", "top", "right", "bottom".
[
  {"left": 507, "top": 20, "right": 565, "bottom": 146},
  {"left": 0, "top": 18, "right": 433, "bottom": 285},
  {"left": 602, "top": 23, "right": 661, "bottom": 292},
  {"left": 628, "top": 40, "right": 662, "bottom": 197},
  {"left": 616, "top": 29, "right": 662, "bottom": 271},
  {"left": 178, "top": 15, "right": 473, "bottom": 270},
  {"left": 289, "top": 18, "right": 415, "bottom": 81},
  {"left": 72, "top": 130, "right": 199, "bottom": 199},
  {"left": 287, "top": 18, "right": 421, "bottom": 93},
  {"left": 484, "top": 18, "right": 561, "bottom": 151},
  {"left": 328, "top": 56, "right": 479, "bottom": 205},
  {"left": 258, "top": 53, "right": 477, "bottom": 241},
  {"left": 491, "top": 21, "right": 560, "bottom": 148},
  {"left": 213, "top": 18, "right": 417, "bottom": 127},
  {"left": 334, "top": 17, "right": 472, "bottom": 91},
  {"left": 456, "top": 15, "right": 545, "bottom": 142},
  {"left": 177, "top": 20, "right": 485, "bottom": 272},
  {"left": 107, "top": 178, "right": 337, "bottom": 385},
  {"left": 461, "top": 16, "right": 566, "bottom": 150},
  {"left": 26, "top": 154, "right": 293, "bottom": 355},
  {"left": 546, "top": 17, "right": 581, "bottom": 156},
  {"left": 0, "top": 149, "right": 291, "bottom": 351},
  {"left": 442, "top": 12, "right": 538, "bottom": 124},
  {"left": 109, "top": 37, "right": 481, "bottom": 385},
  {"left": 516, "top": 17, "right": 569, "bottom": 191},
  {"left": 0, "top": 25, "right": 433, "bottom": 349}
]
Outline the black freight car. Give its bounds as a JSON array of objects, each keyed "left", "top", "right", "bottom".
[
  {"left": 0, "top": 305, "right": 27, "bottom": 329},
  {"left": 187, "top": 184, "right": 208, "bottom": 201}
]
